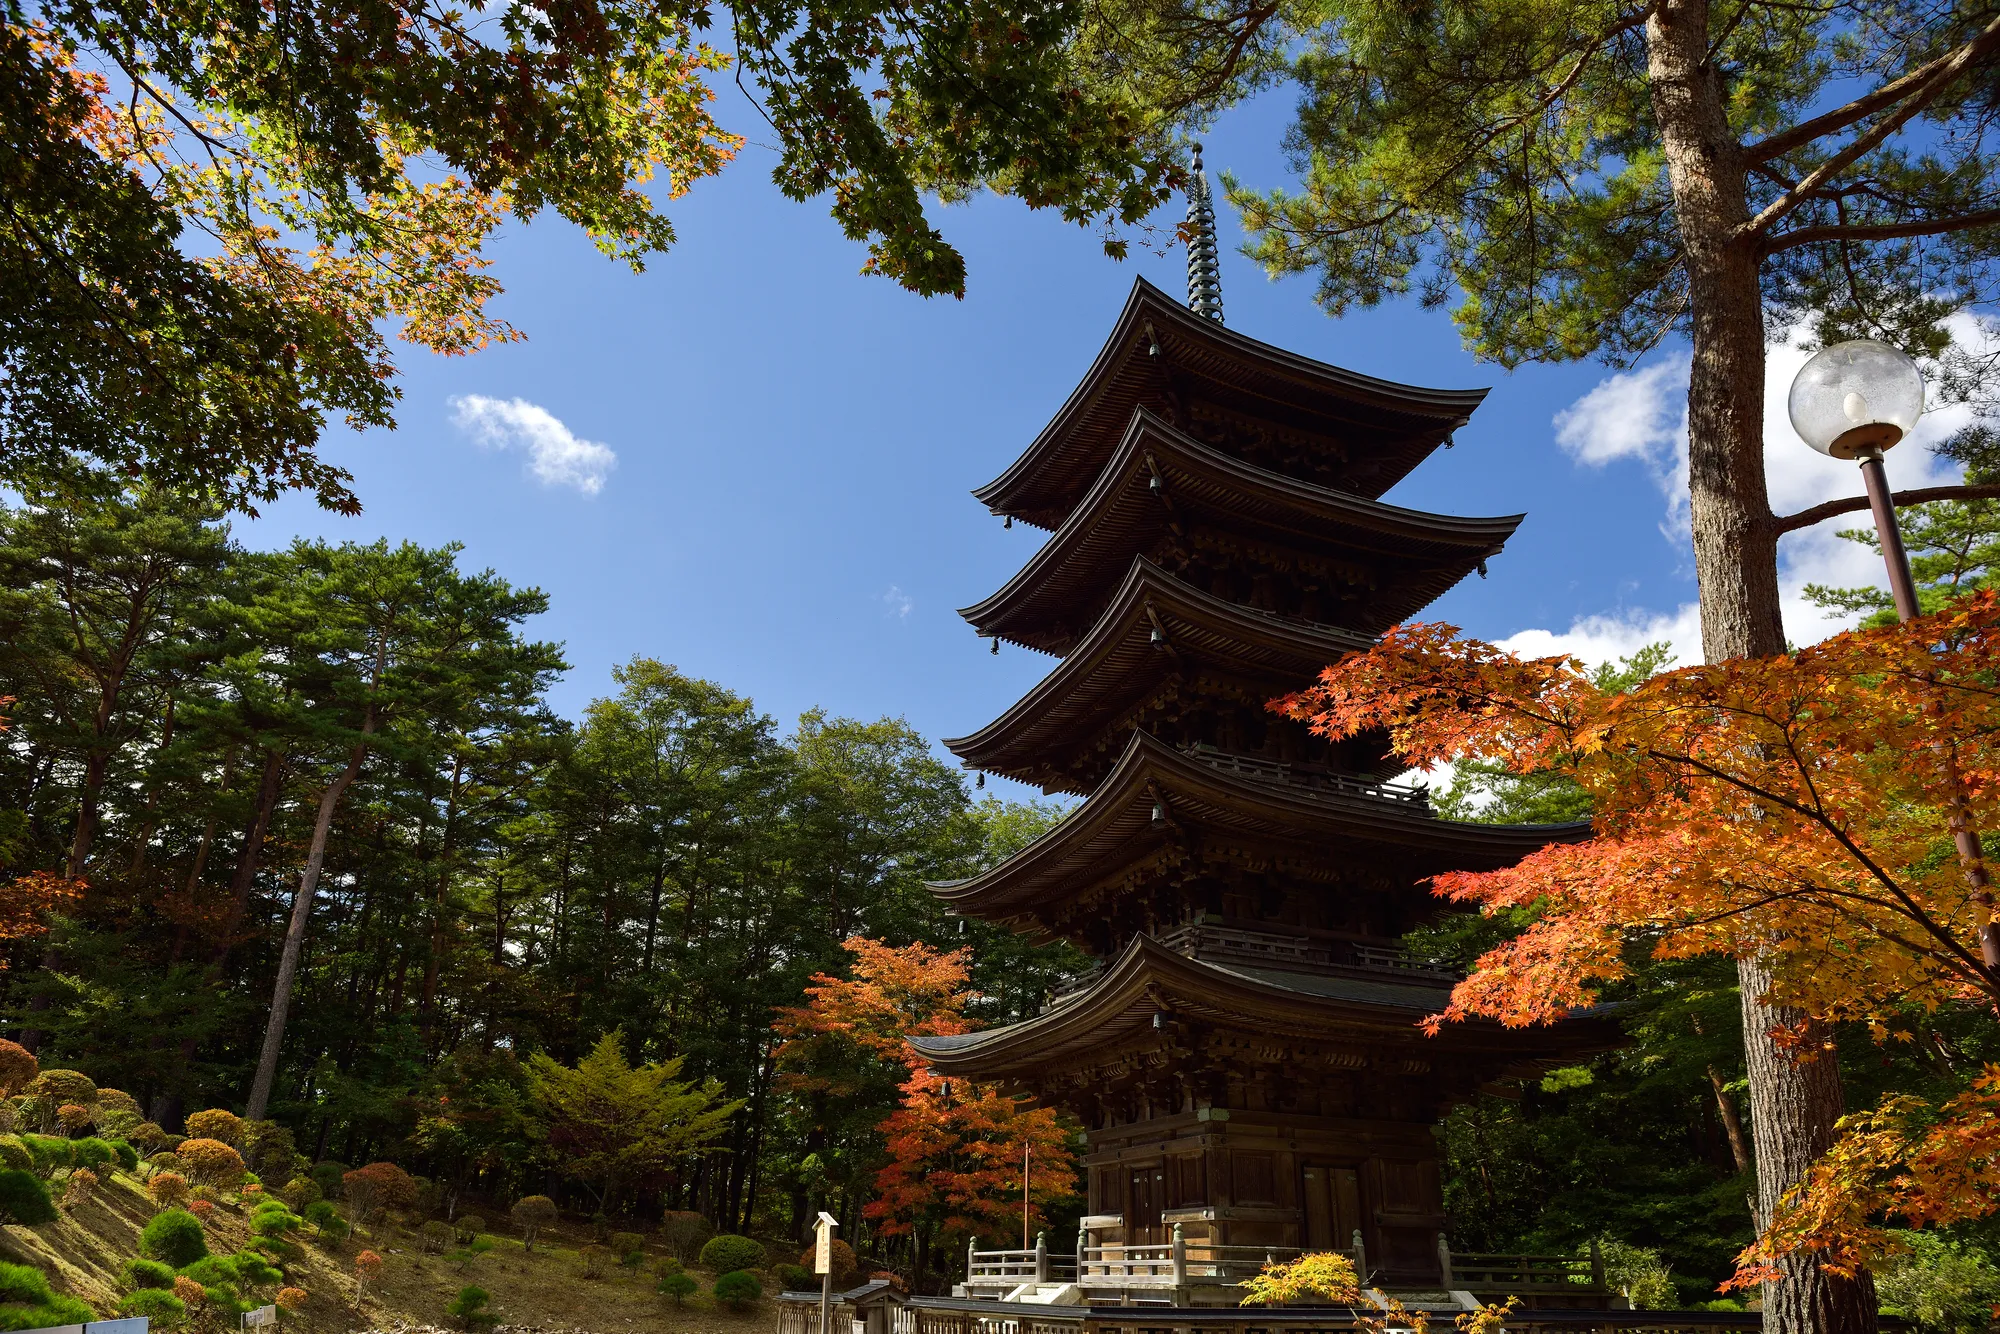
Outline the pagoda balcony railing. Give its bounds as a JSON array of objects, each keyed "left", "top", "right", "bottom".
[
  {"left": 1158, "top": 921, "right": 1329, "bottom": 969},
  {"left": 1180, "top": 744, "right": 1430, "bottom": 809},
  {"left": 1441, "top": 1237, "right": 1607, "bottom": 1294},
  {"left": 1350, "top": 942, "right": 1461, "bottom": 982}
]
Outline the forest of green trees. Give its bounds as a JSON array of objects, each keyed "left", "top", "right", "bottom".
[{"left": 6, "top": 474, "right": 1997, "bottom": 1317}]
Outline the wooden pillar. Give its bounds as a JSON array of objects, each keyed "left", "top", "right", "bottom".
[{"left": 1036, "top": 1231, "right": 1049, "bottom": 1282}]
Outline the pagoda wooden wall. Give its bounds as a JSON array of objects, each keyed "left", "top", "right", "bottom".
[{"left": 1082, "top": 1107, "right": 1448, "bottom": 1285}]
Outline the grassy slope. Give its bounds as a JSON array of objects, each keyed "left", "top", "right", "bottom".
[{"left": 0, "top": 1171, "right": 770, "bottom": 1334}]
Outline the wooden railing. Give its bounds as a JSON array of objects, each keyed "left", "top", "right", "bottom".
[
  {"left": 1350, "top": 942, "right": 1459, "bottom": 981},
  {"left": 965, "top": 1235, "right": 1078, "bottom": 1289},
  {"left": 969, "top": 1224, "right": 1364, "bottom": 1295},
  {"left": 1181, "top": 744, "right": 1430, "bottom": 808},
  {"left": 1441, "top": 1237, "right": 1606, "bottom": 1292}
]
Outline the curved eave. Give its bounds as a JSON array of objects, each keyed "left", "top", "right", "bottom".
[
  {"left": 944, "top": 557, "right": 1373, "bottom": 791},
  {"left": 974, "top": 279, "right": 1489, "bottom": 528},
  {"left": 959, "top": 409, "right": 1522, "bottom": 652},
  {"left": 929, "top": 730, "right": 1588, "bottom": 920},
  {"left": 909, "top": 934, "right": 1614, "bottom": 1080}
]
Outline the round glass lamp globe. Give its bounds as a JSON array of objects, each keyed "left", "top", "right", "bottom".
[{"left": 1787, "top": 339, "right": 1924, "bottom": 459}]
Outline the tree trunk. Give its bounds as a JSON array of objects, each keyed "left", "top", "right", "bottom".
[
  {"left": 1645, "top": 5, "right": 1874, "bottom": 1331},
  {"left": 245, "top": 734, "right": 371, "bottom": 1120},
  {"left": 211, "top": 749, "right": 288, "bottom": 967},
  {"left": 1708, "top": 1065, "right": 1753, "bottom": 1176}
]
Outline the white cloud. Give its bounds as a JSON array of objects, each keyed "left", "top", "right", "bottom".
[
  {"left": 1517, "top": 318, "right": 1994, "bottom": 662},
  {"left": 882, "top": 585, "right": 914, "bottom": 619},
  {"left": 449, "top": 395, "right": 618, "bottom": 495}
]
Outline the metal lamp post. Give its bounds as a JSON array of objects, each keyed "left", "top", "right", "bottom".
[
  {"left": 1787, "top": 338, "right": 1929, "bottom": 616},
  {"left": 1788, "top": 340, "right": 2000, "bottom": 973}
]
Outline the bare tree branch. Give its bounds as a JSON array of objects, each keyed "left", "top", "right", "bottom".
[
  {"left": 1772, "top": 484, "right": 2000, "bottom": 536},
  {"left": 1747, "top": 22, "right": 2000, "bottom": 165}
]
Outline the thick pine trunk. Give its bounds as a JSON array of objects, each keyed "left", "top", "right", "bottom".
[{"left": 1645, "top": 4, "right": 1875, "bottom": 1331}]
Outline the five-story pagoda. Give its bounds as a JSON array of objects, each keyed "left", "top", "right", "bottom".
[{"left": 913, "top": 155, "right": 1612, "bottom": 1305}]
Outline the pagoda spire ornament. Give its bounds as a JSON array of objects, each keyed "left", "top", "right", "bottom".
[{"left": 1185, "top": 143, "right": 1224, "bottom": 323}]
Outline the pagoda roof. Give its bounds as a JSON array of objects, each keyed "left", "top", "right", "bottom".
[
  {"left": 974, "top": 278, "right": 1490, "bottom": 530},
  {"left": 930, "top": 730, "right": 1587, "bottom": 926},
  {"left": 908, "top": 933, "right": 1613, "bottom": 1082},
  {"left": 960, "top": 409, "right": 1523, "bottom": 654},
  {"left": 944, "top": 556, "right": 1375, "bottom": 794}
]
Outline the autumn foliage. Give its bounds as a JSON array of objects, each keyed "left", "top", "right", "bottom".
[
  {"left": 1278, "top": 596, "right": 2000, "bottom": 1277},
  {"left": 775, "top": 938, "right": 1078, "bottom": 1253}
]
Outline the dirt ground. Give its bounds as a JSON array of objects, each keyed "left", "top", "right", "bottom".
[{"left": 0, "top": 1171, "right": 775, "bottom": 1334}]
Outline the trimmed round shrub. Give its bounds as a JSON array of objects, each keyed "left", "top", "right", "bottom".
[
  {"left": 0, "top": 1139, "right": 29, "bottom": 1175},
  {"left": 0, "top": 1044, "right": 36, "bottom": 1097},
  {"left": 118, "top": 1288, "right": 187, "bottom": 1326},
  {"left": 148, "top": 1170, "right": 192, "bottom": 1211},
  {"left": 228, "top": 1249, "right": 283, "bottom": 1288},
  {"left": 109, "top": 1140, "right": 140, "bottom": 1171},
  {"left": 453, "top": 1213, "right": 484, "bottom": 1244},
  {"left": 55, "top": 1104, "right": 91, "bottom": 1136},
  {"left": 177, "top": 1257, "right": 240, "bottom": 1290},
  {"left": 61, "top": 1166, "right": 98, "bottom": 1209},
  {"left": 183, "top": 1110, "right": 243, "bottom": 1146},
  {"left": 240, "top": 1121, "right": 304, "bottom": 1183},
  {"left": 303, "top": 1199, "right": 348, "bottom": 1243},
  {"left": 611, "top": 1231, "right": 644, "bottom": 1266},
  {"left": 176, "top": 1138, "right": 245, "bottom": 1187},
  {"left": 421, "top": 1219, "right": 455, "bottom": 1254},
  {"left": 72, "top": 1137, "right": 115, "bottom": 1170},
  {"left": 776, "top": 1263, "right": 812, "bottom": 1292},
  {"left": 149, "top": 1150, "right": 183, "bottom": 1177},
  {"left": 129, "top": 1122, "right": 169, "bottom": 1155},
  {"left": 20, "top": 1135, "right": 70, "bottom": 1178},
  {"left": 509, "top": 1194, "right": 557, "bottom": 1249},
  {"left": 275, "top": 1286, "right": 307, "bottom": 1313},
  {"left": 698, "top": 1234, "right": 766, "bottom": 1275},
  {"left": 578, "top": 1243, "right": 609, "bottom": 1279},
  {"left": 280, "top": 1176, "right": 321, "bottom": 1210},
  {"left": 141, "top": 1207, "right": 210, "bottom": 1267},
  {"left": 0, "top": 1263, "right": 52, "bottom": 1306},
  {"left": 657, "top": 1271, "right": 697, "bottom": 1306},
  {"left": 0, "top": 1295, "right": 94, "bottom": 1331},
  {"left": 123, "top": 1258, "right": 176, "bottom": 1291},
  {"left": 94, "top": 1089, "right": 142, "bottom": 1120},
  {"left": 447, "top": 1283, "right": 495, "bottom": 1331},
  {"left": 21, "top": 1071, "right": 94, "bottom": 1106},
  {"left": 0, "top": 1170, "right": 55, "bottom": 1225},
  {"left": 800, "top": 1237, "right": 858, "bottom": 1288},
  {"left": 712, "top": 1269, "right": 761, "bottom": 1311},
  {"left": 309, "top": 1160, "right": 347, "bottom": 1200}
]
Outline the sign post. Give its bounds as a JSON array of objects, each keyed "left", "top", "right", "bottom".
[{"left": 813, "top": 1211, "right": 839, "bottom": 1334}]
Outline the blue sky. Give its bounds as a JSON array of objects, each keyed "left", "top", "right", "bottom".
[{"left": 242, "top": 90, "right": 1974, "bottom": 799}]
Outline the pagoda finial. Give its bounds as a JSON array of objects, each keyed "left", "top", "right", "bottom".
[{"left": 1185, "top": 143, "right": 1224, "bottom": 324}]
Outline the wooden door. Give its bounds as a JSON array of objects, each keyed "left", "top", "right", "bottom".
[
  {"left": 1127, "top": 1166, "right": 1166, "bottom": 1244},
  {"left": 1302, "top": 1164, "right": 1363, "bottom": 1253}
]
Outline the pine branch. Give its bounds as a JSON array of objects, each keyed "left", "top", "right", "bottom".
[{"left": 1762, "top": 206, "right": 2000, "bottom": 255}]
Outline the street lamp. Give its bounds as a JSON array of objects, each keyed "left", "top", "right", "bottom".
[
  {"left": 1789, "top": 340, "right": 2000, "bottom": 974},
  {"left": 1787, "top": 339, "right": 1927, "bottom": 618}
]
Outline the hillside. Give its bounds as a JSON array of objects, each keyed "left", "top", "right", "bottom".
[{"left": 0, "top": 1167, "right": 774, "bottom": 1334}]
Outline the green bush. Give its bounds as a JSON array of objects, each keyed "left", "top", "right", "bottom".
[
  {"left": 0, "top": 1295, "right": 93, "bottom": 1330},
  {"left": 309, "top": 1160, "right": 348, "bottom": 1200},
  {"left": 71, "top": 1137, "right": 115, "bottom": 1170},
  {"left": 303, "top": 1199, "right": 348, "bottom": 1243},
  {"left": 1875, "top": 1231, "right": 2000, "bottom": 1334},
  {"left": 0, "top": 1171, "right": 55, "bottom": 1225},
  {"left": 0, "top": 1140, "right": 29, "bottom": 1175},
  {"left": 446, "top": 1284, "right": 496, "bottom": 1331},
  {"left": 118, "top": 1288, "right": 188, "bottom": 1326},
  {"left": 229, "top": 1249, "right": 283, "bottom": 1288},
  {"left": 578, "top": 1243, "right": 609, "bottom": 1280},
  {"left": 776, "top": 1263, "right": 813, "bottom": 1291},
  {"left": 421, "top": 1219, "right": 455, "bottom": 1254},
  {"left": 657, "top": 1271, "right": 697, "bottom": 1307},
  {"left": 454, "top": 1213, "right": 485, "bottom": 1244},
  {"left": 0, "top": 1265, "right": 51, "bottom": 1307},
  {"left": 250, "top": 1204, "right": 303, "bottom": 1237},
  {"left": 248, "top": 1235, "right": 303, "bottom": 1264},
  {"left": 611, "top": 1231, "right": 644, "bottom": 1267},
  {"left": 141, "top": 1207, "right": 209, "bottom": 1267},
  {"left": 445, "top": 1237, "right": 494, "bottom": 1272},
  {"left": 698, "top": 1233, "right": 765, "bottom": 1275},
  {"left": 178, "top": 1256, "right": 240, "bottom": 1289},
  {"left": 109, "top": 1140, "right": 140, "bottom": 1171},
  {"left": 18, "top": 1136, "right": 69, "bottom": 1178},
  {"left": 122, "top": 1257, "right": 176, "bottom": 1290},
  {"left": 713, "top": 1269, "right": 761, "bottom": 1311}
]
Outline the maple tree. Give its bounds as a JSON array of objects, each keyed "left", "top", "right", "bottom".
[
  {"left": 775, "top": 937, "right": 1078, "bottom": 1278},
  {"left": 1277, "top": 595, "right": 2000, "bottom": 1280}
]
